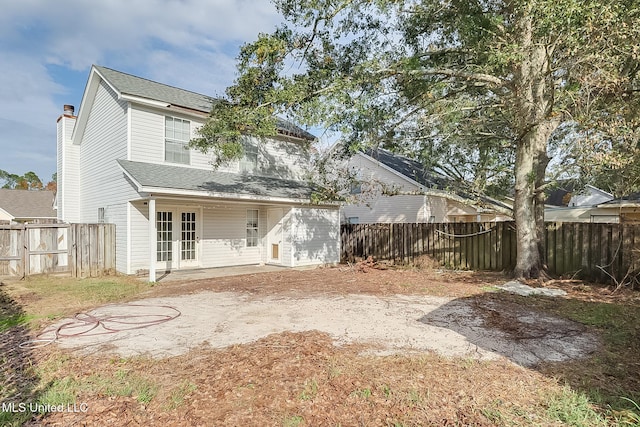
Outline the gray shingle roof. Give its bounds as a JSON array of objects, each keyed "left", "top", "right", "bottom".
[
  {"left": 363, "top": 148, "right": 448, "bottom": 189},
  {"left": 118, "top": 160, "right": 316, "bottom": 201},
  {"left": 95, "top": 65, "right": 217, "bottom": 112},
  {"left": 95, "top": 65, "right": 316, "bottom": 140},
  {"left": 0, "top": 189, "right": 56, "bottom": 219}
]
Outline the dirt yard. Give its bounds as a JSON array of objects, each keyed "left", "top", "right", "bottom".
[{"left": 18, "top": 265, "right": 636, "bottom": 426}]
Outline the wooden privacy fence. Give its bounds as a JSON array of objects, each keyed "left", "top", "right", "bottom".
[
  {"left": 0, "top": 223, "right": 115, "bottom": 278},
  {"left": 341, "top": 222, "right": 640, "bottom": 283}
]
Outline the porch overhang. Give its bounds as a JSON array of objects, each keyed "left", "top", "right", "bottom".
[{"left": 117, "top": 159, "right": 335, "bottom": 207}]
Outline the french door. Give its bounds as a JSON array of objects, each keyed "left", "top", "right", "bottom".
[{"left": 156, "top": 209, "right": 199, "bottom": 269}]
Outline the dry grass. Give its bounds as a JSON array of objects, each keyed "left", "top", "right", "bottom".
[{"left": 1, "top": 267, "right": 639, "bottom": 425}]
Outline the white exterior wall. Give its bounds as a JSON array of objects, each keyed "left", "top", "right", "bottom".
[
  {"left": 349, "top": 154, "right": 422, "bottom": 193},
  {"left": 0, "top": 209, "right": 12, "bottom": 223},
  {"left": 57, "top": 115, "right": 80, "bottom": 222},
  {"left": 545, "top": 207, "right": 620, "bottom": 223},
  {"left": 129, "top": 105, "right": 310, "bottom": 179},
  {"left": 342, "top": 153, "right": 510, "bottom": 224},
  {"left": 129, "top": 105, "right": 219, "bottom": 170},
  {"left": 200, "top": 204, "right": 264, "bottom": 268},
  {"left": 78, "top": 80, "right": 138, "bottom": 273},
  {"left": 342, "top": 194, "right": 484, "bottom": 224},
  {"left": 289, "top": 206, "right": 340, "bottom": 266}
]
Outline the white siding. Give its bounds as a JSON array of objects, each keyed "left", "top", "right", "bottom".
[
  {"left": 129, "top": 105, "right": 310, "bottom": 179},
  {"left": 57, "top": 115, "right": 80, "bottom": 222},
  {"left": 349, "top": 153, "right": 421, "bottom": 193},
  {"left": 257, "top": 137, "right": 310, "bottom": 180},
  {"left": 79, "top": 80, "right": 139, "bottom": 273},
  {"left": 545, "top": 207, "right": 619, "bottom": 223},
  {"left": 343, "top": 195, "right": 431, "bottom": 223},
  {"left": 281, "top": 208, "right": 293, "bottom": 266},
  {"left": 200, "top": 204, "right": 264, "bottom": 268},
  {"left": 129, "top": 200, "right": 151, "bottom": 273},
  {"left": 290, "top": 206, "right": 340, "bottom": 266}
]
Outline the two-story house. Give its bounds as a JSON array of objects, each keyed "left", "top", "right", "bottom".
[
  {"left": 57, "top": 65, "right": 340, "bottom": 281},
  {"left": 341, "top": 148, "right": 512, "bottom": 224}
]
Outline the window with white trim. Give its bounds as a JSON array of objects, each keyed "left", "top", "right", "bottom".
[
  {"left": 246, "top": 209, "right": 259, "bottom": 247},
  {"left": 98, "top": 207, "right": 105, "bottom": 223},
  {"left": 165, "top": 116, "right": 191, "bottom": 164}
]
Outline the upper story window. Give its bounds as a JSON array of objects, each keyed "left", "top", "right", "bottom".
[
  {"left": 239, "top": 143, "right": 258, "bottom": 173},
  {"left": 165, "top": 116, "right": 191, "bottom": 164}
]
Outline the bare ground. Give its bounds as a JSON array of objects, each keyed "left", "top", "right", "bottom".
[{"left": 16, "top": 265, "right": 639, "bottom": 426}]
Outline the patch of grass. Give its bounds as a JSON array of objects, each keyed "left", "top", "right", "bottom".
[
  {"left": 282, "top": 414, "right": 304, "bottom": 426},
  {"left": 479, "top": 407, "right": 505, "bottom": 423},
  {"left": 405, "top": 388, "right": 425, "bottom": 405},
  {"left": 37, "top": 357, "right": 159, "bottom": 407},
  {"left": 3, "top": 275, "right": 152, "bottom": 328},
  {"left": 616, "top": 397, "right": 640, "bottom": 426},
  {"left": 38, "top": 376, "right": 80, "bottom": 408},
  {"left": 299, "top": 379, "right": 318, "bottom": 401},
  {"left": 379, "top": 384, "right": 392, "bottom": 399},
  {"left": 351, "top": 387, "right": 372, "bottom": 399},
  {"left": 545, "top": 386, "right": 607, "bottom": 426},
  {"left": 0, "top": 312, "right": 34, "bottom": 332},
  {"left": 166, "top": 379, "right": 197, "bottom": 410},
  {"left": 528, "top": 294, "right": 640, "bottom": 419}
]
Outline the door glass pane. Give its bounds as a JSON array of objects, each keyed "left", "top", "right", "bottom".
[
  {"left": 181, "top": 212, "right": 196, "bottom": 261},
  {"left": 157, "top": 211, "right": 172, "bottom": 261}
]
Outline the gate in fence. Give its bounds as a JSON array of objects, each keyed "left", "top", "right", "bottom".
[{"left": 0, "top": 223, "right": 115, "bottom": 278}]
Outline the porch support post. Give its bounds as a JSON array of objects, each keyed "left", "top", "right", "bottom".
[{"left": 148, "top": 197, "right": 156, "bottom": 282}]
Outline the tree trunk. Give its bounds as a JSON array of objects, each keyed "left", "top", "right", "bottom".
[
  {"left": 513, "top": 122, "right": 554, "bottom": 279},
  {"left": 512, "top": 14, "right": 559, "bottom": 279}
]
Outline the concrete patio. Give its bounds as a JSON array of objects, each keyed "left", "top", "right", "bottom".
[{"left": 138, "top": 264, "right": 315, "bottom": 283}]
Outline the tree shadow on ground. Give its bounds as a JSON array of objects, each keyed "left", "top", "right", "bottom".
[
  {"left": 0, "top": 284, "right": 42, "bottom": 426},
  {"left": 419, "top": 290, "right": 640, "bottom": 417}
]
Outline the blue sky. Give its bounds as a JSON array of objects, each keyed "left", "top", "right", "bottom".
[{"left": 0, "top": 0, "right": 294, "bottom": 184}]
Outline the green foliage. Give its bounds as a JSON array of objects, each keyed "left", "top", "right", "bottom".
[
  {"left": 299, "top": 378, "right": 318, "bottom": 400},
  {"left": 166, "top": 380, "right": 197, "bottom": 410},
  {"left": 193, "top": 0, "right": 638, "bottom": 277},
  {"left": 201, "top": 0, "right": 638, "bottom": 185},
  {"left": 0, "top": 170, "right": 43, "bottom": 190},
  {"left": 545, "top": 386, "right": 607, "bottom": 426}
]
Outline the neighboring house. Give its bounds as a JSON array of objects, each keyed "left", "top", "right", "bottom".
[
  {"left": 544, "top": 184, "right": 616, "bottom": 223},
  {"left": 57, "top": 65, "right": 340, "bottom": 280},
  {"left": 595, "top": 194, "right": 640, "bottom": 223},
  {"left": 0, "top": 189, "right": 57, "bottom": 224},
  {"left": 341, "top": 148, "right": 512, "bottom": 224}
]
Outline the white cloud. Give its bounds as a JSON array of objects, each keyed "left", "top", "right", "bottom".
[{"left": 0, "top": 0, "right": 286, "bottom": 179}]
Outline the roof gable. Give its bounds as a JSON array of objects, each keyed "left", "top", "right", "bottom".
[
  {"left": 362, "top": 148, "right": 448, "bottom": 189},
  {"left": 358, "top": 148, "right": 512, "bottom": 213},
  {"left": 73, "top": 65, "right": 316, "bottom": 141}
]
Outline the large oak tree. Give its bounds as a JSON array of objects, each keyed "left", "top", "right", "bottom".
[{"left": 192, "top": 0, "right": 640, "bottom": 279}]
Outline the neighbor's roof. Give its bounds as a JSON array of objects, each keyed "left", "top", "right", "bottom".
[
  {"left": 94, "top": 65, "right": 315, "bottom": 141},
  {"left": 117, "top": 160, "right": 317, "bottom": 202},
  {"left": 363, "top": 148, "right": 448, "bottom": 189},
  {"left": 0, "top": 189, "right": 56, "bottom": 219},
  {"left": 362, "top": 147, "right": 512, "bottom": 212},
  {"left": 598, "top": 193, "right": 640, "bottom": 207}
]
